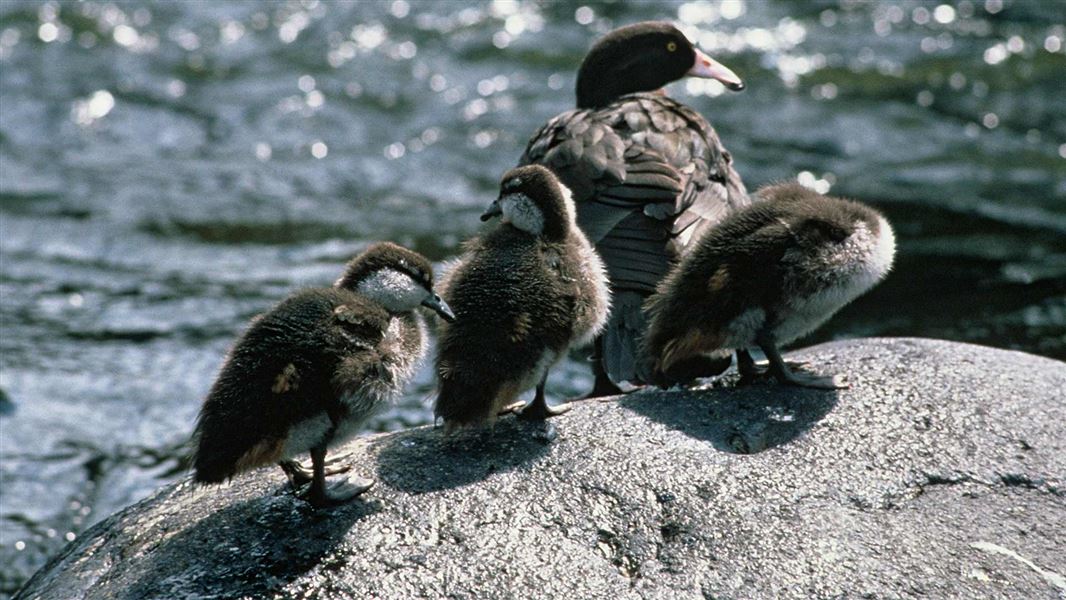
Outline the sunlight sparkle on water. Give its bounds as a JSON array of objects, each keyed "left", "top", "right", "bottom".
[
  {"left": 278, "top": 12, "right": 310, "bottom": 44},
  {"left": 686, "top": 78, "right": 726, "bottom": 97},
  {"left": 255, "top": 143, "right": 272, "bottom": 161},
  {"left": 933, "top": 5, "right": 956, "bottom": 25},
  {"left": 352, "top": 24, "right": 386, "bottom": 50},
  {"left": 38, "top": 22, "right": 58, "bottom": 43},
  {"left": 575, "top": 6, "right": 594, "bottom": 26},
  {"left": 112, "top": 25, "right": 138, "bottom": 47},
  {"left": 73, "top": 90, "right": 115, "bottom": 125},
  {"left": 390, "top": 0, "right": 410, "bottom": 19},
  {"left": 797, "top": 171, "right": 831, "bottom": 194},
  {"left": 491, "top": 0, "right": 519, "bottom": 17},
  {"left": 720, "top": 0, "right": 745, "bottom": 21},
  {"left": 384, "top": 142, "right": 405, "bottom": 160},
  {"left": 678, "top": 2, "right": 718, "bottom": 25},
  {"left": 983, "top": 43, "right": 1008, "bottom": 65},
  {"left": 166, "top": 79, "right": 185, "bottom": 98},
  {"left": 220, "top": 21, "right": 245, "bottom": 44}
]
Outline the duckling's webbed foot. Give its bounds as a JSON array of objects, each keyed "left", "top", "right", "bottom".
[
  {"left": 507, "top": 374, "right": 570, "bottom": 421},
  {"left": 737, "top": 349, "right": 810, "bottom": 383},
  {"left": 779, "top": 370, "right": 847, "bottom": 390},
  {"left": 278, "top": 450, "right": 353, "bottom": 489},
  {"left": 755, "top": 335, "right": 849, "bottom": 390},
  {"left": 298, "top": 445, "right": 371, "bottom": 508},
  {"left": 303, "top": 475, "right": 374, "bottom": 508}
]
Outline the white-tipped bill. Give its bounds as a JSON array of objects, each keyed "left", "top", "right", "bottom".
[{"left": 688, "top": 48, "right": 744, "bottom": 91}]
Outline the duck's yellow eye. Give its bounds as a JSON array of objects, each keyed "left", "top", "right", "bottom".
[{"left": 666, "top": 41, "right": 678, "bottom": 52}]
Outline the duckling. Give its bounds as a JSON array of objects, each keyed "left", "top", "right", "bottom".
[
  {"left": 192, "top": 242, "right": 455, "bottom": 507},
  {"left": 519, "top": 21, "right": 751, "bottom": 397},
  {"left": 643, "top": 182, "right": 896, "bottom": 389},
  {"left": 434, "top": 165, "right": 610, "bottom": 425}
]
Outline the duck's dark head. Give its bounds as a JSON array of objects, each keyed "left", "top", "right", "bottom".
[
  {"left": 480, "top": 165, "right": 575, "bottom": 242},
  {"left": 336, "top": 242, "right": 455, "bottom": 321},
  {"left": 575, "top": 21, "right": 744, "bottom": 109}
]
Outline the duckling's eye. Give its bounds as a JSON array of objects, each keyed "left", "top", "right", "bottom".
[{"left": 666, "top": 41, "right": 677, "bottom": 52}]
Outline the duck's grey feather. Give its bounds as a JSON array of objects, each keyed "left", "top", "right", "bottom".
[{"left": 520, "top": 92, "right": 749, "bottom": 383}]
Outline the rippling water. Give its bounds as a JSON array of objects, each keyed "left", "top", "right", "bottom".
[{"left": 1, "top": 0, "right": 1064, "bottom": 593}]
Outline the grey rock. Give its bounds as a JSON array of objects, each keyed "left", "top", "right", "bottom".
[{"left": 16, "top": 338, "right": 1066, "bottom": 600}]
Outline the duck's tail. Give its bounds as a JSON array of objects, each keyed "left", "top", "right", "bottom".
[
  {"left": 605, "top": 290, "right": 732, "bottom": 387},
  {"left": 601, "top": 291, "right": 650, "bottom": 385}
]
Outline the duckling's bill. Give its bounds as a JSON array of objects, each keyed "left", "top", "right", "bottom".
[
  {"left": 422, "top": 294, "right": 456, "bottom": 322},
  {"left": 480, "top": 200, "right": 502, "bottom": 222}
]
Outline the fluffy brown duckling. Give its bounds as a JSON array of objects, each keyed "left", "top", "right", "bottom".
[
  {"left": 434, "top": 165, "right": 610, "bottom": 426},
  {"left": 519, "top": 21, "right": 751, "bottom": 397},
  {"left": 644, "top": 182, "right": 896, "bottom": 389},
  {"left": 192, "top": 242, "right": 455, "bottom": 507}
]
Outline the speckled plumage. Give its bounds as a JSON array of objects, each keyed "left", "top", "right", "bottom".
[
  {"left": 192, "top": 242, "right": 451, "bottom": 507},
  {"left": 643, "top": 182, "right": 896, "bottom": 388},
  {"left": 518, "top": 21, "right": 750, "bottom": 389},
  {"left": 435, "top": 166, "right": 610, "bottom": 426}
]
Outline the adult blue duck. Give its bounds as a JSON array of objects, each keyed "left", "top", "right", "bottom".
[{"left": 518, "top": 21, "right": 750, "bottom": 396}]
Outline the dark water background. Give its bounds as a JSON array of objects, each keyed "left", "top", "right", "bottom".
[{"left": 0, "top": 0, "right": 1063, "bottom": 593}]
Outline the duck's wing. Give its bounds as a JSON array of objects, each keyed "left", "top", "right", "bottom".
[
  {"left": 520, "top": 94, "right": 749, "bottom": 384},
  {"left": 520, "top": 95, "right": 748, "bottom": 292}
]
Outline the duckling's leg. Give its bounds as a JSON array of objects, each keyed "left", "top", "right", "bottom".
[
  {"left": 300, "top": 444, "right": 373, "bottom": 508},
  {"left": 756, "top": 333, "right": 848, "bottom": 390},
  {"left": 575, "top": 338, "right": 623, "bottom": 400},
  {"left": 737, "top": 348, "right": 812, "bottom": 384},
  {"left": 278, "top": 452, "right": 353, "bottom": 489},
  {"left": 737, "top": 348, "right": 761, "bottom": 382},
  {"left": 511, "top": 372, "right": 571, "bottom": 420}
]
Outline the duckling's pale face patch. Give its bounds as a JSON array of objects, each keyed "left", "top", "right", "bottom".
[
  {"left": 356, "top": 268, "right": 431, "bottom": 312},
  {"left": 500, "top": 192, "right": 545, "bottom": 235}
]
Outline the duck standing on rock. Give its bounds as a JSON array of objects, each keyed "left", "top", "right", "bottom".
[
  {"left": 519, "top": 21, "right": 751, "bottom": 397},
  {"left": 434, "top": 165, "right": 610, "bottom": 426},
  {"left": 192, "top": 242, "right": 455, "bottom": 507},
  {"left": 644, "top": 182, "right": 896, "bottom": 389}
]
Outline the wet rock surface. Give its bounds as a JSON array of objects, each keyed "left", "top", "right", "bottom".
[{"left": 16, "top": 338, "right": 1066, "bottom": 599}]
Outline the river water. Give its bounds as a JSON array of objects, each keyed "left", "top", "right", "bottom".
[{"left": 0, "top": 0, "right": 1063, "bottom": 593}]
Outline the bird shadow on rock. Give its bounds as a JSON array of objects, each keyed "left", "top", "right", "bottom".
[
  {"left": 121, "top": 488, "right": 379, "bottom": 600},
  {"left": 374, "top": 416, "right": 553, "bottom": 493},
  {"left": 618, "top": 377, "right": 839, "bottom": 454}
]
